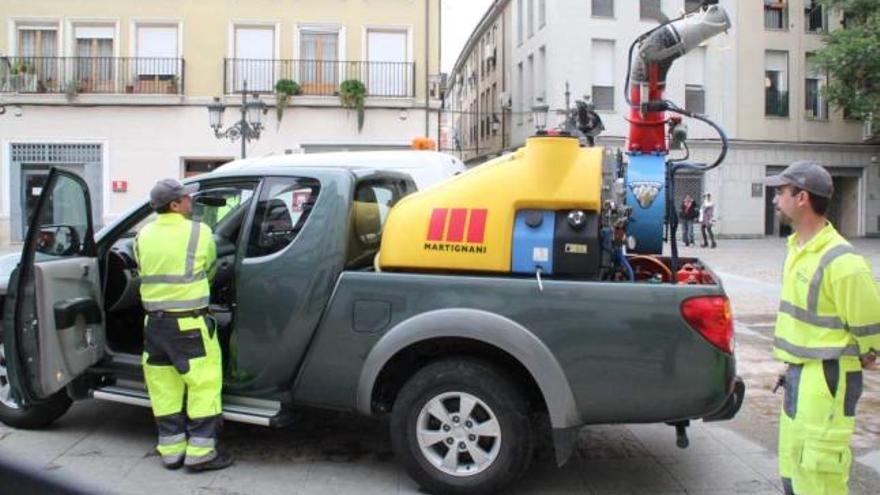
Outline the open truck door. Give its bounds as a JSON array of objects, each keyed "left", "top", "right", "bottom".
[{"left": 3, "top": 168, "right": 104, "bottom": 407}]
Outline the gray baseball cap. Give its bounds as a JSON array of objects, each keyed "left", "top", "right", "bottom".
[
  {"left": 762, "top": 161, "right": 834, "bottom": 199},
  {"left": 150, "top": 178, "right": 199, "bottom": 209}
]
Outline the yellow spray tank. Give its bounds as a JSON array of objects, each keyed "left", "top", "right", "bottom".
[{"left": 378, "top": 136, "right": 605, "bottom": 275}]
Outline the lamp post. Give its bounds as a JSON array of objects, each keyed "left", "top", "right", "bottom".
[
  {"left": 207, "top": 81, "right": 267, "bottom": 159},
  {"left": 532, "top": 97, "right": 550, "bottom": 135}
]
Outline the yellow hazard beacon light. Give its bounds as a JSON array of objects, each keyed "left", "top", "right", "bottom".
[{"left": 378, "top": 135, "right": 604, "bottom": 274}]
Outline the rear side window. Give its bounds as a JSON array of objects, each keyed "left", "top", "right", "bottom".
[
  {"left": 346, "top": 178, "right": 411, "bottom": 268},
  {"left": 246, "top": 177, "right": 320, "bottom": 258}
]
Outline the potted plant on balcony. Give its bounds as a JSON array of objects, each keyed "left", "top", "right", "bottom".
[
  {"left": 339, "top": 79, "right": 367, "bottom": 132},
  {"left": 274, "top": 78, "right": 302, "bottom": 125},
  {"left": 125, "top": 79, "right": 135, "bottom": 94},
  {"left": 63, "top": 80, "right": 81, "bottom": 101},
  {"left": 167, "top": 75, "right": 180, "bottom": 94}
]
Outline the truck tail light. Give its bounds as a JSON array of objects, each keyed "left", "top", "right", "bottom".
[{"left": 680, "top": 296, "right": 733, "bottom": 354}]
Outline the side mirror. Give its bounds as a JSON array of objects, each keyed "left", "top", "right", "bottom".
[{"left": 35, "top": 225, "right": 81, "bottom": 256}]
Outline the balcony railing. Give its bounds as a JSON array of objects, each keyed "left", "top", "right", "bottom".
[
  {"left": 224, "top": 59, "right": 415, "bottom": 97},
  {"left": 765, "top": 90, "right": 790, "bottom": 117},
  {"left": 0, "top": 56, "right": 185, "bottom": 94}
]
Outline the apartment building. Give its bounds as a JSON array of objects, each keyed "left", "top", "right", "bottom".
[
  {"left": 0, "top": 0, "right": 441, "bottom": 244},
  {"left": 445, "top": 1, "right": 511, "bottom": 163},
  {"left": 446, "top": 0, "right": 879, "bottom": 238}
]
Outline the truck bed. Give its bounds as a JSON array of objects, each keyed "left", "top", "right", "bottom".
[{"left": 293, "top": 258, "right": 736, "bottom": 427}]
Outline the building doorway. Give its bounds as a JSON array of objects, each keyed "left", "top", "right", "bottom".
[
  {"left": 183, "top": 158, "right": 234, "bottom": 178},
  {"left": 10, "top": 143, "right": 103, "bottom": 242},
  {"left": 764, "top": 165, "right": 862, "bottom": 237}
]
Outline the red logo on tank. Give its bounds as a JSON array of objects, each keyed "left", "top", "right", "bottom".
[{"left": 426, "top": 208, "right": 488, "bottom": 244}]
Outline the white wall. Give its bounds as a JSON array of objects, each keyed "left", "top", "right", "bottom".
[{"left": 0, "top": 104, "right": 434, "bottom": 243}]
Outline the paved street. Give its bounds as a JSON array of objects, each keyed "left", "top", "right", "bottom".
[{"left": 1, "top": 237, "right": 879, "bottom": 494}]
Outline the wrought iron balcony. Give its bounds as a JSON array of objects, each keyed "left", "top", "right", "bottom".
[
  {"left": 0, "top": 56, "right": 185, "bottom": 95},
  {"left": 224, "top": 58, "right": 415, "bottom": 97}
]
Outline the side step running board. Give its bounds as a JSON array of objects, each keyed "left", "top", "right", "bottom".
[{"left": 92, "top": 385, "right": 291, "bottom": 427}]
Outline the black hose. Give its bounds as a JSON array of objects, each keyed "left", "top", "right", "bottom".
[
  {"left": 670, "top": 140, "right": 690, "bottom": 162},
  {"left": 664, "top": 107, "right": 729, "bottom": 281},
  {"left": 624, "top": 2, "right": 709, "bottom": 108},
  {"left": 665, "top": 102, "right": 729, "bottom": 171}
]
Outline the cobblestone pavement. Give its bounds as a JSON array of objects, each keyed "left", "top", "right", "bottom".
[{"left": 0, "top": 238, "right": 878, "bottom": 494}]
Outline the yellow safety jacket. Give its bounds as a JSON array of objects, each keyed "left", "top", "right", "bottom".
[
  {"left": 774, "top": 223, "right": 880, "bottom": 364},
  {"left": 134, "top": 213, "right": 217, "bottom": 312}
]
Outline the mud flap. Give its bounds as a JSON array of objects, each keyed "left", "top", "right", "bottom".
[{"left": 552, "top": 426, "right": 580, "bottom": 467}]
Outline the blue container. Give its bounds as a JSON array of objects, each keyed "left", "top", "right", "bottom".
[
  {"left": 626, "top": 153, "right": 667, "bottom": 254},
  {"left": 511, "top": 210, "right": 556, "bottom": 275}
]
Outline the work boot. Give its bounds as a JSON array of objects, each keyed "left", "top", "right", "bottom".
[
  {"left": 186, "top": 451, "right": 234, "bottom": 473},
  {"left": 711, "top": 242, "right": 717, "bottom": 248},
  {"left": 162, "top": 455, "right": 185, "bottom": 471}
]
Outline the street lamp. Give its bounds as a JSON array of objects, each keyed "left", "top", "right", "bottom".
[
  {"left": 207, "top": 81, "right": 267, "bottom": 159},
  {"left": 532, "top": 98, "right": 550, "bottom": 134}
]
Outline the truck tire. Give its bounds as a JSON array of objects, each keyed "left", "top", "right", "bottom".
[
  {"left": 0, "top": 343, "right": 72, "bottom": 429},
  {"left": 391, "top": 358, "right": 534, "bottom": 495}
]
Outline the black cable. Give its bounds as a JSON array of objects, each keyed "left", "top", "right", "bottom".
[
  {"left": 670, "top": 140, "right": 690, "bottom": 162},
  {"left": 665, "top": 101, "right": 729, "bottom": 172}
]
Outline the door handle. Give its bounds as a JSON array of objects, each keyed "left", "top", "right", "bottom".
[{"left": 81, "top": 264, "right": 90, "bottom": 277}]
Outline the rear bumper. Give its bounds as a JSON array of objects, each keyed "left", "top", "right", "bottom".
[{"left": 703, "top": 376, "right": 745, "bottom": 422}]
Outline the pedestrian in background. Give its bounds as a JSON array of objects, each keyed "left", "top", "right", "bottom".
[
  {"left": 700, "top": 192, "right": 717, "bottom": 248},
  {"left": 679, "top": 194, "right": 699, "bottom": 246},
  {"left": 763, "top": 161, "right": 880, "bottom": 495}
]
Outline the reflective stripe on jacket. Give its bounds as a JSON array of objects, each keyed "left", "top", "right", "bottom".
[
  {"left": 134, "top": 213, "right": 217, "bottom": 312},
  {"left": 773, "top": 223, "right": 880, "bottom": 364}
]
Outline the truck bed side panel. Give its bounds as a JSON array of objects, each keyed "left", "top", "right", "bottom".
[{"left": 293, "top": 271, "right": 734, "bottom": 424}]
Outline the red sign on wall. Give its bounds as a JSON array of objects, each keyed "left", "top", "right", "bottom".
[{"left": 112, "top": 180, "right": 128, "bottom": 193}]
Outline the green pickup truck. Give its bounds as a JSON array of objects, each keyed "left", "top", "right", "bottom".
[{"left": 0, "top": 160, "right": 743, "bottom": 494}]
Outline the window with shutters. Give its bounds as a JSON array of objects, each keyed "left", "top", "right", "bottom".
[
  {"left": 517, "top": 63, "right": 524, "bottom": 124},
  {"left": 527, "top": 0, "right": 534, "bottom": 38},
  {"left": 516, "top": 0, "right": 524, "bottom": 45},
  {"left": 134, "top": 24, "right": 180, "bottom": 92},
  {"left": 804, "top": 53, "right": 828, "bottom": 120},
  {"left": 539, "top": 0, "right": 546, "bottom": 28},
  {"left": 74, "top": 25, "right": 115, "bottom": 93},
  {"left": 804, "top": 0, "right": 827, "bottom": 33},
  {"left": 685, "top": 0, "right": 703, "bottom": 12},
  {"left": 12, "top": 23, "right": 58, "bottom": 91},
  {"left": 592, "top": 0, "right": 614, "bottom": 18},
  {"left": 765, "top": 50, "right": 789, "bottom": 117},
  {"left": 591, "top": 39, "right": 615, "bottom": 111},
  {"left": 640, "top": 0, "right": 663, "bottom": 22},
  {"left": 764, "top": 0, "right": 788, "bottom": 31},
  {"left": 527, "top": 54, "right": 534, "bottom": 121},
  {"left": 299, "top": 28, "right": 340, "bottom": 94},
  {"left": 685, "top": 47, "right": 706, "bottom": 115},
  {"left": 537, "top": 46, "right": 546, "bottom": 105},
  {"left": 233, "top": 25, "right": 276, "bottom": 92},
  {"left": 366, "top": 28, "right": 409, "bottom": 96}
]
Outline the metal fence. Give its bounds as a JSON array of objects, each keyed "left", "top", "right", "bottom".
[
  {"left": 224, "top": 59, "right": 415, "bottom": 97},
  {"left": 0, "top": 56, "right": 185, "bottom": 94}
]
